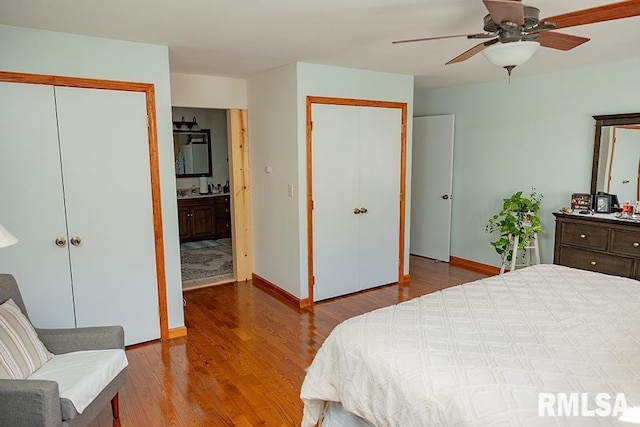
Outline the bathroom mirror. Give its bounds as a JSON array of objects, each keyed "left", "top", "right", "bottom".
[{"left": 174, "top": 129, "right": 212, "bottom": 178}]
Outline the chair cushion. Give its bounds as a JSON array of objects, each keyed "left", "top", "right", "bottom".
[
  {"left": 28, "top": 349, "right": 128, "bottom": 415},
  {"left": 0, "top": 298, "right": 53, "bottom": 379}
]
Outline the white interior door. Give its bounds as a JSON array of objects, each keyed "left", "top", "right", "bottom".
[
  {"left": 312, "top": 104, "right": 401, "bottom": 301},
  {"left": 410, "top": 115, "right": 455, "bottom": 262},
  {"left": 358, "top": 106, "right": 401, "bottom": 288},
  {"left": 0, "top": 82, "right": 76, "bottom": 328},
  {"left": 55, "top": 87, "right": 159, "bottom": 345},
  {"left": 312, "top": 104, "right": 360, "bottom": 301}
]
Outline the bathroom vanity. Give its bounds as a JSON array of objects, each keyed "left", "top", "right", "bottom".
[{"left": 178, "top": 194, "right": 231, "bottom": 242}]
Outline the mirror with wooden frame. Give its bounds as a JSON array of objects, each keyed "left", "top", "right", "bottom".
[
  {"left": 173, "top": 129, "right": 212, "bottom": 178},
  {"left": 591, "top": 113, "right": 640, "bottom": 204}
]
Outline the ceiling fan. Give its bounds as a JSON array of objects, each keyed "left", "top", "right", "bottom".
[{"left": 393, "top": 0, "right": 640, "bottom": 75}]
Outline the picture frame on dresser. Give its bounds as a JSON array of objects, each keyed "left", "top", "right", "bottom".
[
  {"left": 594, "top": 194, "right": 611, "bottom": 213},
  {"left": 571, "top": 193, "right": 592, "bottom": 211}
]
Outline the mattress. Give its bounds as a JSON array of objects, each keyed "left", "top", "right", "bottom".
[{"left": 301, "top": 264, "right": 640, "bottom": 426}]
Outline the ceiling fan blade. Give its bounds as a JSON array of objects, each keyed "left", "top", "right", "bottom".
[
  {"left": 392, "top": 33, "right": 492, "bottom": 44},
  {"left": 538, "top": 31, "right": 590, "bottom": 51},
  {"left": 446, "top": 39, "right": 498, "bottom": 65},
  {"left": 541, "top": 0, "right": 640, "bottom": 30},
  {"left": 483, "top": 0, "right": 524, "bottom": 25}
]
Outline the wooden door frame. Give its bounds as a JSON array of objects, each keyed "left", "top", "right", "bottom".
[
  {"left": 0, "top": 71, "right": 170, "bottom": 340},
  {"left": 227, "top": 109, "right": 253, "bottom": 283},
  {"left": 306, "top": 96, "right": 409, "bottom": 305}
]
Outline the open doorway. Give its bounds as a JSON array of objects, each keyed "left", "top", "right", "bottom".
[{"left": 173, "top": 107, "right": 234, "bottom": 290}]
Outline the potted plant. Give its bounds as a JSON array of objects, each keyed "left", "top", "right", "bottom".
[{"left": 486, "top": 188, "right": 544, "bottom": 263}]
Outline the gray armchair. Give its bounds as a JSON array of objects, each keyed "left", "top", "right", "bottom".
[{"left": 0, "top": 274, "right": 127, "bottom": 427}]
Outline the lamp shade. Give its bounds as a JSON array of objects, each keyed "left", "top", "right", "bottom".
[
  {"left": 482, "top": 41, "right": 540, "bottom": 67},
  {"left": 0, "top": 224, "right": 18, "bottom": 248}
]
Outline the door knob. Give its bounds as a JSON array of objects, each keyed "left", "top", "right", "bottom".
[
  {"left": 442, "top": 195, "right": 449, "bottom": 200},
  {"left": 360, "top": 207, "right": 368, "bottom": 213},
  {"left": 354, "top": 208, "right": 361, "bottom": 214},
  {"left": 55, "top": 237, "right": 67, "bottom": 247},
  {"left": 70, "top": 236, "right": 82, "bottom": 246}
]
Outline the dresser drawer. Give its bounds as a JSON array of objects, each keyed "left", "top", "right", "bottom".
[
  {"left": 560, "top": 223, "right": 608, "bottom": 250},
  {"left": 558, "top": 246, "right": 633, "bottom": 277},
  {"left": 610, "top": 230, "right": 640, "bottom": 257}
]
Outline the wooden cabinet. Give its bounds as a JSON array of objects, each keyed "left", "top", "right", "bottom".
[
  {"left": 553, "top": 212, "right": 640, "bottom": 279},
  {"left": 178, "top": 195, "right": 231, "bottom": 241},
  {"left": 214, "top": 195, "right": 232, "bottom": 239}
]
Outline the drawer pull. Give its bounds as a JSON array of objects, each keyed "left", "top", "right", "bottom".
[
  {"left": 634, "top": 242, "right": 640, "bottom": 247},
  {"left": 580, "top": 234, "right": 587, "bottom": 239},
  {"left": 590, "top": 261, "right": 597, "bottom": 266}
]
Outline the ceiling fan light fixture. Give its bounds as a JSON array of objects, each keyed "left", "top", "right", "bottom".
[{"left": 481, "top": 41, "right": 540, "bottom": 68}]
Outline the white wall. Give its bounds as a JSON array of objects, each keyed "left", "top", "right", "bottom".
[
  {"left": 414, "top": 58, "right": 640, "bottom": 267},
  {"left": 171, "top": 73, "right": 247, "bottom": 109},
  {"left": 0, "top": 24, "right": 184, "bottom": 329},
  {"left": 247, "top": 63, "right": 300, "bottom": 297},
  {"left": 172, "top": 107, "right": 230, "bottom": 190}
]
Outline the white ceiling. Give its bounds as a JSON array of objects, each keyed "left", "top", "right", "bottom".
[{"left": 1, "top": 0, "right": 639, "bottom": 89}]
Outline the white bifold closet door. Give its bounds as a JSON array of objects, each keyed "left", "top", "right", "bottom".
[
  {"left": 0, "top": 82, "right": 159, "bottom": 345},
  {"left": 0, "top": 82, "right": 75, "bottom": 327},
  {"left": 312, "top": 104, "right": 401, "bottom": 301}
]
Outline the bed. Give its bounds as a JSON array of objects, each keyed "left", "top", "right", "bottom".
[{"left": 300, "top": 264, "right": 640, "bottom": 426}]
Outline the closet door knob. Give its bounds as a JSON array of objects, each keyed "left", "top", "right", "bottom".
[
  {"left": 55, "top": 237, "right": 67, "bottom": 247},
  {"left": 354, "top": 208, "right": 361, "bottom": 214},
  {"left": 70, "top": 236, "right": 82, "bottom": 246},
  {"left": 360, "top": 207, "right": 368, "bottom": 214}
]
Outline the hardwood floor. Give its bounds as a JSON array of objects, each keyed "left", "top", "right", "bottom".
[{"left": 92, "top": 256, "right": 488, "bottom": 427}]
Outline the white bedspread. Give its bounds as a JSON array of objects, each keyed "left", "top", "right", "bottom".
[{"left": 301, "top": 265, "right": 640, "bottom": 426}]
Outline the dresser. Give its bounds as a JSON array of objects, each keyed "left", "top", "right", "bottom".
[{"left": 553, "top": 212, "right": 640, "bottom": 279}]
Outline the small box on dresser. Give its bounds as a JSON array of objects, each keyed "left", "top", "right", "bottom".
[{"left": 553, "top": 212, "right": 640, "bottom": 280}]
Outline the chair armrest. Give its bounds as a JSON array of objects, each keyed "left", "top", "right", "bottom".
[
  {"left": 0, "top": 379, "right": 62, "bottom": 427},
  {"left": 36, "top": 326, "right": 124, "bottom": 354}
]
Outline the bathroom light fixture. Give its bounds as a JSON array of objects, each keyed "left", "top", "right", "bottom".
[
  {"left": 0, "top": 223, "right": 18, "bottom": 249},
  {"left": 481, "top": 41, "right": 540, "bottom": 76},
  {"left": 172, "top": 116, "right": 200, "bottom": 131}
]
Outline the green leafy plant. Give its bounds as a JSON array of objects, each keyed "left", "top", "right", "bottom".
[{"left": 486, "top": 188, "right": 544, "bottom": 262}]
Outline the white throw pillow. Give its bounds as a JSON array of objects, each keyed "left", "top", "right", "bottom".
[{"left": 0, "top": 298, "right": 53, "bottom": 379}]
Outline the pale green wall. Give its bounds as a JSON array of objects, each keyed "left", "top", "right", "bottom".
[
  {"left": 0, "top": 24, "right": 184, "bottom": 329},
  {"left": 414, "top": 58, "right": 640, "bottom": 267}
]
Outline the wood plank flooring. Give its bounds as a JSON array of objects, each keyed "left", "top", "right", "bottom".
[{"left": 92, "top": 256, "right": 488, "bottom": 427}]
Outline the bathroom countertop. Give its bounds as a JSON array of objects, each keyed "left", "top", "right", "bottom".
[{"left": 177, "top": 192, "right": 230, "bottom": 200}]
